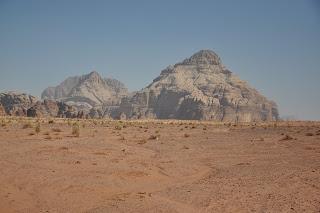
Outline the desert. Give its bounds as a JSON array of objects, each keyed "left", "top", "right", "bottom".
[{"left": 0, "top": 117, "right": 319, "bottom": 212}]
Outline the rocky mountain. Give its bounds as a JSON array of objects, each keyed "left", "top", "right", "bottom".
[
  {"left": 41, "top": 71, "right": 128, "bottom": 110},
  {"left": 116, "top": 50, "right": 278, "bottom": 122},
  {"left": 0, "top": 91, "right": 38, "bottom": 116},
  {"left": 0, "top": 91, "right": 83, "bottom": 118}
]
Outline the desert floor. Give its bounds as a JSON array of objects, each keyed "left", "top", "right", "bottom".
[{"left": 0, "top": 117, "right": 319, "bottom": 213}]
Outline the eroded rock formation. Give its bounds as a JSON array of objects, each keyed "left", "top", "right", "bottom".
[{"left": 115, "top": 50, "right": 278, "bottom": 122}]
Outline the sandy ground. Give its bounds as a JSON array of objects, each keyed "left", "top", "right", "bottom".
[{"left": 0, "top": 117, "right": 319, "bottom": 213}]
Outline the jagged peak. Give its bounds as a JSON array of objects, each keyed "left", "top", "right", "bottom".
[
  {"left": 84, "top": 70, "right": 104, "bottom": 83},
  {"left": 181, "top": 49, "right": 221, "bottom": 65},
  {"left": 86, "top": 70, "right": 101, "bottom": 78}
]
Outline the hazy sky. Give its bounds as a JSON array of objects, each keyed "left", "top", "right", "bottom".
[{"left": 0, "top": 0, "right": 319, "bottom": 120}]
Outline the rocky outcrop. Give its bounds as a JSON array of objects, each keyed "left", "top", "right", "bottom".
[
  {"left": 115, "top": 50, "right": 279, "bottom": 122},
  {"left": 0, "top": 91, "right": 87, "bottom": 118},
  {"left": 0, "top": 92, "right": 38, "bottom": 116},
  {"left": 41, "top": 71, "right": 129, "bottom": 111},
  {"left": 26, "top": 99, "right": 81, "bottom": 118},
  {"left": 0, "top": 104, "right": 6, "bottom": 116}
]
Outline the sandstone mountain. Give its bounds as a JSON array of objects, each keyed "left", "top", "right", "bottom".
[
  {"left": 41, "top": 71, "right": 128, "bottom": 110},
  {"left": 0, "top": 91, "right": 82, "bottom": 118},
  {"left": 0, "top": 91, "right": 37, "bottom": 116},
  {"left": 2, "top": 50, "right": 279, "bottom": 121},
  {"left": 116, "top": 50, "right": 278, "bottom": 122}
]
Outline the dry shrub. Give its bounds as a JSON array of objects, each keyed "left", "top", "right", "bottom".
[
  {"left": 184, "top": 133, "right": 190, "bottom": 138},
  {"left": 149, "top": 135, "right": 159, "bottom": 140},
  {"left": 22, "top": 122, "right": 33, "bottom": 129},
  {"left": 115, "top": 123, "right": 123, "bottom": 130},
  {"left": 35, "top": 123, "right": 41, "bottom": 134},
  {"left": 44, "top": 135, "right": 52, "bottom": 140},
  {"left": 52, "top": 128, "right": 62, "bottom": 132},
  {"left": 72, "top": 123, "right": 80, "bottom": 137},
  {"left": 279, "top": 135, "right": 293, "bottom": 141},
  {"left": 138, "top": 139, "right": 147, "bottom": 144}
]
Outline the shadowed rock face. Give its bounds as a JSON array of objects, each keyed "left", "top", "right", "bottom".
[
  {"left": 116, "top": 50, "right": 279, "bottom": 122},
  {"left": 0, "top": 104, "right": 6, "bottom": 116},
  {"left": 41, "top": 71, "right": 128, "bottom": 110},
  {"left": 0, "top": 92, "right": 85, "bottom": 118},
  {"left": 26, "top": 100, "right": 80, "bottom": 118},
  {"left": 0, "top": 92, "right": 38, "bottom": 116}
]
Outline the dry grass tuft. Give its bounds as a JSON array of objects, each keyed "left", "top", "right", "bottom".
[
  {"left": 279, "top": 135, "right": 293, "bottom": 141},
  {"left": 22, "top": 122, "right": 33, "bottom": 129},
  {"left": 138, "top": 139, "right": 147, "bottom": 144},
  {"left": 149, "top": 135, "right": 159, "bottom": 140},
  {"left": 52, "top": 128, "right": 62, "bottom": 132},
  {"left": 35, "top": 123, "right": 41, "bottom": 134},
  {"left": 72, "top": 123, "right": 80, "bottom": 137}
]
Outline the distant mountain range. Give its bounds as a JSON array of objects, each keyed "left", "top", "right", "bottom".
[{"left": 0, "top": 50, "right": 279, "bottom": 121}]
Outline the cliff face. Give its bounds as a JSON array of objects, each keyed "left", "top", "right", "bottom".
[
  {"left": 0, "top": 92, "right": 38, "bottom": 116},
  {"left": 0, "top": 92, "right": 84, "bottom": 118},
  {"left": 116, "top": 50, "right": 278, "bottom": 122}
]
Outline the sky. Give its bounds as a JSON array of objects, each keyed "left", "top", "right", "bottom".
[{"left": 0, "top": 0, "right": 319, "bottom": 120}]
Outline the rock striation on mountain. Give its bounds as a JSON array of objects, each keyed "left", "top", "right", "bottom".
[
  {"left": 41, "top": 71, "right": 128, "bottom": 110},
  {"left": 2, "top": 50, "right": 279, "bottom": 121},
  {"left": 0, "top": 91, "right": 82, "bottom": 118},
  {"left": 116, "top": 50, "right": 278, "bottom": 122},
  {"left": 0, "top": 92, "right": 37, "bottom": 116}
]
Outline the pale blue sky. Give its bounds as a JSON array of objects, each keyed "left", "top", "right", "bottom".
[{"left": 0, "top": 0, "right": 319, "bottom": 120}]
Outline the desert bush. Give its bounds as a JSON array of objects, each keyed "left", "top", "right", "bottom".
[
  {"left": 22, "top": 122, "right": 33, "bottom": 129},
  {"left": 48, "top": 120, "right": 54, "bottom": 124},
  {"left": 1, "top": 120, "right": 6, "bottom": 127},
  {"left": 184, "top": 133, "right": 190, "bottom": 138},
  {"left": 44, "top": 135, "right": 52, "bottom": 140},
  {"left": 279, "top": 135, "right": 293, "bottom": 141},
  {"left": 149, "top": 135, "right": 159, "bottom": 140},
  {"left": 115, "top": 123, "right": 123, "bottom": 130},
  {"left": 138, "top": 139, "right": 147, "bottom": 144},
  {"left": 52, "top": 128, "right": 62, "bottom": 132},
  {"left": 72, "top": 123, "right": 80, "bottom": 137}
]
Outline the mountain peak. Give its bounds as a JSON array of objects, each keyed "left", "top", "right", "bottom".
[
  {"left": 182, "top": 49, "right": 221, "bottom": 65},
  {"left": 87, "top": 70, "right": 101, "bottom": 78}
]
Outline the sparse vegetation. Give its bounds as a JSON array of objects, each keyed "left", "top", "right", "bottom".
[
  {"left": 149, "top": 135, "right": 159, "bottom": 140},
  {"left": 44, "top": 135, "right": 52, "bottom": 140},
  {"left": 72, "top": 122, "right": 80, "bottom": 137},
  {"left": 22, "top": 122, "right": 33, "bottom": 129},
  {"left": 35, "top": 123, "right": 41, "bottom": 134},
  {"left": 52, "top": 128, "right": 62, "bottom": 132},
  {"left": 279, "top": 134, "right": 293, "bottom": 141},
  {"left": 138, "top": 139, "right": 147, "bottom": 144},
  {"left": 115, "top": 123, "right": 123, "bottom": 130},
  {"left": 184, "top": 133, "right": 190, "bottom": 138}
]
